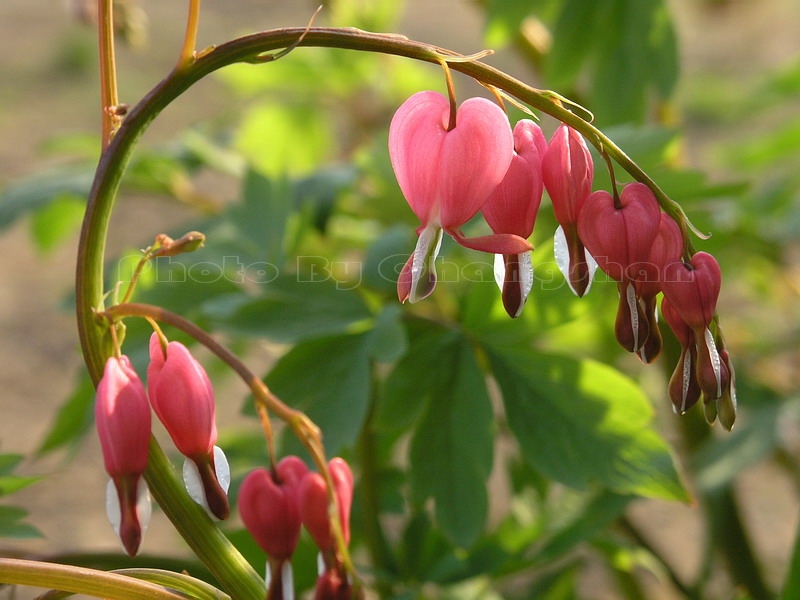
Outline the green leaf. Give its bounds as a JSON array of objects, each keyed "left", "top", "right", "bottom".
[
  {"left": 30, "top": 193, "right": 86, "bottom": 254},
  {"left": 489, "top": 348, "right": 688, "bottom": 501},
  {"left": 38, "top": 372, "right": 96, "bottom": 455},
  {"left": 266, "top": 334, "right": 372, "bottom": 457},
  {"left": 205, "top": 275, "right": 372, "bottom": 344},
  {"left": 0, "top": 475, "right": 42, "bottom": 496},
  {"left": 409, "top": 337, "right": 494, "bottom": 548},
  {"left": 547, "top": 0, "right": 605, "bottom": 89},
  {"left": 377, "top": 321, "right": 459, "bottom": 433},
  {"left": 0, "top": 167, "right": 94, "bottom": 230},
  {"left": 484, "top": 0, "right": 539, "bottom": 47},
  {"left": 366, "top": 305, "right": 408, "bottom": 363},
  {"left": 535, "top": 491, "right": 632, "bottom": 565}
]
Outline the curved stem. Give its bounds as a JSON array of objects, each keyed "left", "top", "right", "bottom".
[
  {"left": 0, "top": 558, "right": 189, "bottom": 600},
  {"left": 103, "top": 303, "right": 357, "bottom": 585},
  {"left": 97, "top": 0, "right": 119, "bottom": 149}
]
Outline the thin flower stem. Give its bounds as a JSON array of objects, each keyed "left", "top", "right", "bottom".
[
  {"left": 257, "top": 404, "right": 278, "bottom": 472},
  {"left": 177, "top": 0, "right": 202, "bottom": 70},
  {"left": 0, "top": 558, "right": 189, "bottom": 600},
  {"left": 97, "top": 0, "right": 119, "bottom": 149},
  {"left": 439, "top": 59, "right": 458, "bottom": 131},
  {"left": 102, "top": 303, "right": 359, "bottom": 589}
]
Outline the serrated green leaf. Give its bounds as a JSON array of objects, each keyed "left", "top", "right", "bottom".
[
  {"left": 410, "top": 338, "right": 494, "bottom": 548},
  {"left": 267, "top": 334, "right": 371, "bottom": 456},
  {"left": 490, "top": 348, "right": 688, "bottom": 501}
]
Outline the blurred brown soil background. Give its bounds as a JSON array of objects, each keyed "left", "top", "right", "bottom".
[{"left": 0, "top": 1, "right": 798, "bottom": 598}]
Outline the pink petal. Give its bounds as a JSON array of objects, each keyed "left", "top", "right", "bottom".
[
  {"left": 438, "top": 98, "right": 513, "bottom": 229},
  {"left": 388, "top": 91, "right": 449, "bottom": 224},
  {"left": 482, "top": 120, "right": 544, "bottom": 238},
  {"left": 542, "top": 125, "right": 594, "bottom": 225},
  {"left": 451, "top": 230, "right": 533, "bottom": 254}
]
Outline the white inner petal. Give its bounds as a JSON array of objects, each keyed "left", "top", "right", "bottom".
[
  {"left": 409, "top": 225, "right": 443, "bottom": 303},
  {"left": 516, "top": 251, "right": 534, "bottom": 318},
  {"left": 282, "top": 561, "right": 295, "bottom": 600},
  {"left": 265, "top": 560, "right": 271, "bottom": 588},
  {"left": 137, "top": 479, "right": 152, "bottom": 540},
  {"left": 493, "top": 254, "right": 505, "bottom": 292},
  {"left": 213, "top": 446, "right": 230, "bottom": 493},
  {"left": 626, "top": 282, "right": 640, "bottom": 351},
  {"left": 553, "top": 226, "right": 598, "bottom": 296},
  {"left": 704, "top": 327, "right": 723, "bottom": 397},
  {"left": 106, "top": 478, "right": 121, "bottom": 537},
  {"left": 183, "top": 458, "right": 209, "bottom": 512},
  {"left": 317, "top": 552, "right": 325, "bottom": 577},
  {"left": 681, "top": 350, "right": 693, "bottom": 414}
]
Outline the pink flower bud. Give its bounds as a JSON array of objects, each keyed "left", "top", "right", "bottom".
[
  {"left": 541, "top": 125, "right": 595, "bottom": 296},
  {"left": 661, "top": 252, "right": 721, "bottom": 331},
  {"left": 300, "top": 458, "right": 354, "bottom": 557},
  {"left": 633, "top": 213, "right": 684, "bottom": 299},
  {"left": 239, "top": 457, "right": 308, "bottom": 560},
  {"left": 480, "top": 120, "right": 545, "bottom": 317},
  {"left": 577, "top": 182, "right": 662, "bottom": 283},
  {"left": 95, "top": 356, "right": 151, "bottom": 557},
  {"left": 147, "top": 333, "right": 229, "bottom": 520},
  {"left": 542, "top": 124, "right": 594, "bottom": 227},
  {"left": 661, "top": 297, "right": 702, "bottom": 414},
  {"left": 482, "top": 120, "right": 545, "bottom": 239}
]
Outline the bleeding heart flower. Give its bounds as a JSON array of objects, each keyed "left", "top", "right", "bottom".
[
  {"left": 542, "top": 124, "right": 597, "bottom": 296},
  {"left": 481, "top": 119, "right": 546, "bottom": 317},
  {"left": 300, "top": 458, "right": 354, "bottom": 567},
  {"left": 95, "top": 355, "right": 152, "bottom": 557},
  {"left": 661, "top": 252, "right": 729, "bottom": 401},
  {"left": 240, "top": 456, "right": 309, "bottom": 600},
  {"left": 634, "top": 213, "right": 684, "bottom": 363},
  {"left": 578, "top": 182, "right": 662, "bottom": 353},
  {"left": 661, "top": 296, "right": 702, "bottom": 415},
  {"left": 389, "top": 90, "right": 531, "bottom": 303},
  {"left": 147, "top": 333, "right": 230, "bottom": 520}
]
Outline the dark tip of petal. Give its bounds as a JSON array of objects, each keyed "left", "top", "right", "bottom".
[
  {"left": 502, "top": 254, "right": 523, "bottom": 318},
  {"left": 194, "top": 455, "right": 230, "bottom": 520},
  {"left": 115, "top": 477, "right": 143, "bottom": 557}
]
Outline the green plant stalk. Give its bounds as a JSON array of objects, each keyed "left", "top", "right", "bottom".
[
  {"left": 76, "top": 26, "right": 707, "bottom": 597},
  {"left": 97, "top": 0, "right": 119, "bottom": 149},
  {"left": 144, "top": 439, "right": 266, "bottom": 600},
  {"left": 0, "top": 558, "right": 190, "bottom": 600}
]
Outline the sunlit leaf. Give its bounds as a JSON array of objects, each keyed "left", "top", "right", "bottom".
[{"left": 490, "top": 348, "right": 688, "bottom": 501}]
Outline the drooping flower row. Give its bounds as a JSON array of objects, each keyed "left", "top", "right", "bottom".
[
  {"left": 389, "top": 91, "right": 736, "bottom": 427},
  {"left": 95, "top": 333, "right": 230, "bottom": 556},
  {"left": 239, "top": 457, "right": 355, "bottom": 600}
]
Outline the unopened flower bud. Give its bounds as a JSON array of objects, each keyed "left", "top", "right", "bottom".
[
  {"left": 95, "top": 356, "right": 152, "bottom": 556},
  {"left": 300, "top": 458, "right": 354, "bottom": 563},
  {"left": 147, "top": 333, "right": 229, "bottom": 520}
]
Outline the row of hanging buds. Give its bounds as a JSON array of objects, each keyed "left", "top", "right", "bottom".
[
  {"left": 239, "top": 457, "right": 355, "bottom": 600},
  {"left": 94, "top": 330, "right": 230, "bottom": 556},
  {"left": 389, "top": 77, "right": 736, "bottom": 429}
]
